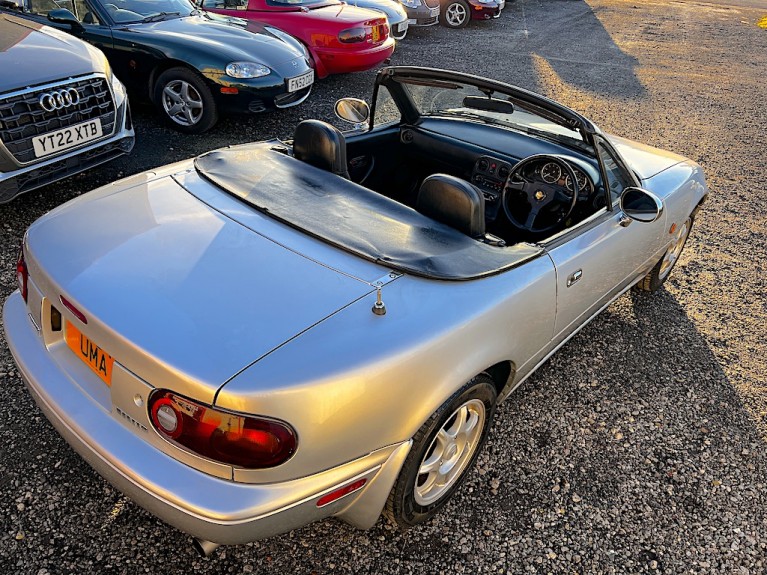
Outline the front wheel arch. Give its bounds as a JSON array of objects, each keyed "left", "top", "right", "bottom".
[{"left": 153, "top": 66, "right": 218, "bottom": 134}]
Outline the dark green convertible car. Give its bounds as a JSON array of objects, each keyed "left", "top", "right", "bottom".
[{"left": 2, "top": 0, "right": 314, "bottom": 132}]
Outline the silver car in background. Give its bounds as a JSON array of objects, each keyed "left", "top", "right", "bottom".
[
  {"left": 0, "top": 12, "right": 134, "bottom": 203},
  {"left": 3, "top": 67, "right": 707, "bottom": 556}
]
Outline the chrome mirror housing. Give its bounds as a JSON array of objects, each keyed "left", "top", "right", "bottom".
[
  {"left": 334, "top": 98, "right": 370, "bottom": 127},
  {"left": 620, "top": 187, "right": 664, "bottom": 223}
]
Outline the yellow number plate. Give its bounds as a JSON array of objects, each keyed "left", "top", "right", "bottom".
[{"left": 65, "top": 320, "right": 114, "bottom": 386}]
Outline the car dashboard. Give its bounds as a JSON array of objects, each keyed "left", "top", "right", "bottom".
[{"left": 388, "top": 118, "right": 605, "bottom": 239}]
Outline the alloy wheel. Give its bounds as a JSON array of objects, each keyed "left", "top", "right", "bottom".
[
  {"left": 445, "top": 2, "right": 468, "bottom": 26},
  {"left": 414, "top": 398, "right": 485, "bottom": 506},
  {"left": 161, "top": 80, "right": 204, "bottom": 127}
]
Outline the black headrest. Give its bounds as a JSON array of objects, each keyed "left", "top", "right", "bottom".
[
  {"left": 293, "top": 120, "right": 350, "bottom": 179},
  {"left": 416, "top": 174, "right": 486, "bottom": 238}
]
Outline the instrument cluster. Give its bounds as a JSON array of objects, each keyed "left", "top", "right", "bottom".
[{"left": 537, "top": 160, "right": 593, "bottom": 199}]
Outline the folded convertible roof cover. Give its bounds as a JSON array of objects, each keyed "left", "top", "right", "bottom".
[{"left": 194, "top": 143, "right": 542, "bottom": 281}]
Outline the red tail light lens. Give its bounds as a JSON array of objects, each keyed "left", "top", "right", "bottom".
[
  {"left": 16, "top": 244, "right": 28, "bottom": 303},
  {"left": 339, "top": 19, "right": 388, "bottom": 43},
  {"left": 148, "top": 390, "right": 297, "bottom": 468},
  {"left": 338, "top": 26, "right": 366, "bottom": 43}
]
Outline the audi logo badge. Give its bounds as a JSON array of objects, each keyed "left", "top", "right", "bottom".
[{"left": 39, "top": 88, "right": 80, "bottom": 112}]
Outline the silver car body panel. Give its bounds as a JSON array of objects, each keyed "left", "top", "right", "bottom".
[{"left": 3, "top": 123, "right": 707, "bottom": 543}]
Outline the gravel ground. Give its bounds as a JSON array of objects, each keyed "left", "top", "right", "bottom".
[{"left": 2, "top": 0, "right": 767, "bottom": 573}]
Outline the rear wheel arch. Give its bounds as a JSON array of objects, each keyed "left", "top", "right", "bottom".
[{"left": 384, "top": 373, "right": 497, "bottom": 528}]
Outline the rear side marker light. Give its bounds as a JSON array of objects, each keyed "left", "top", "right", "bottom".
[
  {"left": 16, "top": 245, "right": 28, "bottom": 303},
  {"left": 60, "top": 295, "right": 88, "bottom": 324},
  {"left": 148, "top": 390, "right": 297, "bottom": 469},
  {"left": 316, "top": 478, "right": 367, "bottom": 507}
]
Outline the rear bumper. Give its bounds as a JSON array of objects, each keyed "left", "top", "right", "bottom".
[
  {"left": 3, "top": 291, "right": 410, "bottom": 545},
  {"left": 468, "top": 0, "right": 504, "bottom": 20},
  {"left": 405, "top": 4, "right": 440, "bottom": 26},
  {"left": 315, "top": 38, "right": 396, "bottom": 76}
]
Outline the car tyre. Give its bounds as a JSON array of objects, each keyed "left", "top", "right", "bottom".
[
  {"left": 635, "top": 216, "right": 692, "bottom": 292},
  {"left": 154, "top": 67, "right": 218, "bottom": 134},
  {"left": 441, "top": 0, "right": 471, "bottom": 28},
  {"left": 385, "top": 374, "right": 497, "bottom": 529}
]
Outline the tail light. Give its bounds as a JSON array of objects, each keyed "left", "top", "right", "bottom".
[
  {"left": 148, "top": 390, "right": 297, "bottom": 468},
  {"left": 16, "top": 244, "right": 28, "bottom": 303},
  {"left": 338, "top": 27, "right": 366, "bottom": 43},
  {"left": 339, "top": 19, "right": 389, "bottom": 44}
]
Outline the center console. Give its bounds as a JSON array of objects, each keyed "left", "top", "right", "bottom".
[{"left": 471, "top": 155, "right": 513, "bottom": 220}]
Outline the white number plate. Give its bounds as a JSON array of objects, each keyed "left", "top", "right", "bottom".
[
  {"left": 429, "top": 6, "right": 440, "bottom": 16},
  {"left": 395, "top": 22, "right": 408, "bottom": 33},
  {"left": 33, "top": 119, "right": 103, "bottom": 159},
  {"left": 287, "top": 70, "right": 314, "bottom": 93}
]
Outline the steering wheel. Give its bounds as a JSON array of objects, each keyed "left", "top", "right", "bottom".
[{"left": 502, "top": 154, "right": 579, "bottom": 235}]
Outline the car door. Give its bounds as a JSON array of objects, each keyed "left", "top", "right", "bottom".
[
  {"left": 545, "top": 137, "right": 667, "bottom": 344},
  {"left": 23, "top": 0, "right": 115, "bottom": 56}
]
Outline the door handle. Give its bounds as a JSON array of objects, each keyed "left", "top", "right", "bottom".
[{"left": 567, "top": 269, "right": 582, "bottom": 287}]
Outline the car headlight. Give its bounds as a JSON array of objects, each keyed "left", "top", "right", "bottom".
[
  {"left": 264, "top": 26, "right": 310, "bottom": 60},
  {"left": 110, "top": 72, "right": 126, "bottom": 99},
  {"left": 225, "top": 62, "right": 271, "bottom": 79},
  {"left": 400, "top": 0, "right": 420, "bottom": 8}
]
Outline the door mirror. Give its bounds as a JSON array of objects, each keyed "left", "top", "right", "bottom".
[
  {"left": 48, "top": 8, "right": 82, "bottom": 28},
  {"left": 334, "top": 98, "right": 370, "bottom": 125},
  {"left": 620, "top": 187, "right": 663, "bottom": 223}
]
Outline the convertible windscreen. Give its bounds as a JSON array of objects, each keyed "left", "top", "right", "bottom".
[
  {"left": 93, "top": 0, "right": 196, "bottom": 21},
  {"left": 393, "top": 77, "right": 592, "bottom": 153},
  {"left": 192, "top": 143, "right": 543, "bottom": 280}
]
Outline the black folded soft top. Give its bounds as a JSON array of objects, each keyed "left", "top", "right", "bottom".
[{"left": 194, "top": 142, "right": 543, "bottom": 280}]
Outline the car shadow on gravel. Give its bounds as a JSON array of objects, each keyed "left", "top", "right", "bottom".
[
  {"left": 503, "top": 0, "right": 647, "bottom": 100},
  {"left": 457, "top": 285, "right": 767, "bottom": 573}
]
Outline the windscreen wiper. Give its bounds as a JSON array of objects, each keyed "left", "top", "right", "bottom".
[{"left": 141, "top": 11, "right": 181, "bottom": 22}]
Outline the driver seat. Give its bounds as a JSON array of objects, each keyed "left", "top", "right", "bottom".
[{"left": 293, "top": 120, "right": 350, "bottom": 179}]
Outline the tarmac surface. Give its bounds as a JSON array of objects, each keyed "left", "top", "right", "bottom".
[{"left": 2, "top": 0, "right": 767, "bottom": 573}]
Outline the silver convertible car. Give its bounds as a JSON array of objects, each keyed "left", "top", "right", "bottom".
[{"left": 4, "top": 67, "right": 707, "bottom": 556}]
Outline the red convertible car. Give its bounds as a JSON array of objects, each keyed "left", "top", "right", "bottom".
[{"left": 201, "top": 0, "right": 394, "bottom": 79}]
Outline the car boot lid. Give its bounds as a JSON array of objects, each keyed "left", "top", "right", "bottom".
[{"left": 23, "top": 174, "right": 381, "bottom": 403}]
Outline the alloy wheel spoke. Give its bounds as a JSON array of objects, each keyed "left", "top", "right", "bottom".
[
  {"left": 167, "top": 102, "right": 184, "bottom": 117},
  {"left": 163, "top": 86, "right": 182, "bottom": 103},
  {"left": 419, "top": 449, "right": 442, "bottom": 475},
  {"left": 179, "top": 81, "right": 192, "bottom": 103}
]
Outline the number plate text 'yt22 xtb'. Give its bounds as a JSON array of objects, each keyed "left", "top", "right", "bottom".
[{"left": 33, "top": 119, "right": 103, "bottom": 158}]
